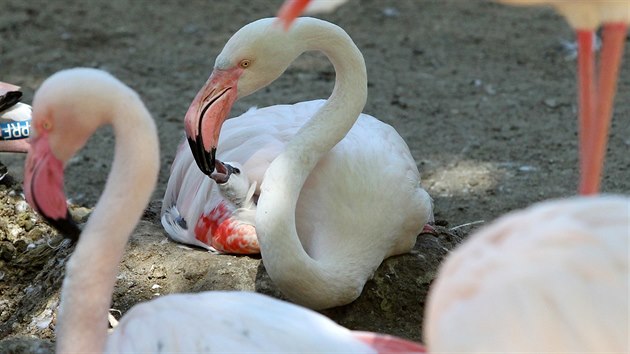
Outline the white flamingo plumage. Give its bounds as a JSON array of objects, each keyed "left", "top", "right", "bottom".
[
  {"left": 424, "top": 195, "right": 629, "bottom": 353},
  {"left": 24, "top": 68, "right": 427, "bottom": 353},
  {"left": 162, "top": 17, "right": 433, "bottom": 309}
]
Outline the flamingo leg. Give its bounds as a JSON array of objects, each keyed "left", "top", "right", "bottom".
[
  {"left": 579, "top": 23, "right": 627, "bottom": 195},
  {"left": 0, "top": 139, "right": 30, "bottom": 153},
  {"left": 276, "top": 0, "right": 311, "bottom": 29},
  {"left": 576, "top": 29, "right": 596, "bottom": 195}
]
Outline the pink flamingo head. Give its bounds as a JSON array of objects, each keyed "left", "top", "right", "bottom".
[
  {"left": 184, "top": 66, "right": 241, "bottom": 175},
  {"left": 184, "top": 18, "right": 302, "bottom": 175},
  {"left": 24, "top": 68, "right": 131, "bottom": 239}
]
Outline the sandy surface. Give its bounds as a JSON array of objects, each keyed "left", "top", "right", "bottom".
[{"left": 0, "top": 0, "right": 628, "bottom": 349}]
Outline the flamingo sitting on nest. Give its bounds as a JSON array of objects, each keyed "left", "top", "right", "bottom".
[
  {"left": 162, "top": 17, "right": 433, "bottom": 309},
  {"left": 0, "top": 82, "right": 31, "bottom": 153},
  {"left": 24, "top": 67, "right": 426, "bottom": 353},
  {"left": 277, "top": 0, "right": 629, "bottom": 196}
]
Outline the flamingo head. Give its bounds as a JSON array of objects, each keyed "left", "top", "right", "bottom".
[
  {"left": 212, "top": 161, "right": 254, "bottom": 208},
  {"left": 210, "top": 160, "right": 241, "bottom": 185},
  {"left": 184, "top": 17, "right": 304, "bottom": 175},
  {"left": 24, "top": 68, "right": 131, "bottom": 240}
]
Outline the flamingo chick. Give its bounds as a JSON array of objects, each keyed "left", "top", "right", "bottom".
[
  {"left": 161, "top": 140, "right": 260, "bottom": 253},
  {"left": 211, "top": 160, "right": 257, "bottom": 209},
  {"left": 24, "top": 68, "right": 426, "bottom": 353},
  {"left": 276, "top": 0, "right": 629, "bottom": 196},
  {"left": 164, "top": 17, "right": 433, "bottom": 309},
  {"left": 424, "top": 195, "right": 629, "bottom": 353},
  {"left": 207, "top": 159, "right": 259, "bottom": 253}
]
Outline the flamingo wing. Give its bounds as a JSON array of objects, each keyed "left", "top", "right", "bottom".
[{"left": 106, "top": 291, "right": 379, "bottom": 353}]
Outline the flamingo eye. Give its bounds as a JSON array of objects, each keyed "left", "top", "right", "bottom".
[
  {"left": 233, "top": 167, "right": 241, "bottom": 174},
  {"left": 42, "top": 120, "right": 53, "bottom": 131},
  {"left": 239, "top": 59, "right": 251, "bottom": 69}
]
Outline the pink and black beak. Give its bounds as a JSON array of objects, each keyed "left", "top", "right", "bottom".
[
  {"left": 184, "top": 67, "right": 241, "bottom": 176},
  {"left": 0, "top": 90, "right": 22, "bottom": 112},
  {"left": 24, "top": 133, "right": 80, "bottom": 241}
]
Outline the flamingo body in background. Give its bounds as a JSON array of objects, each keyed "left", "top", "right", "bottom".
[
  {"left": 0, "top": 82, "right": 31, "bottom": 153},
  {"left": 276, "top": 0, "right": 629, "bottom": 196},
  {"left": 25, "top": 68, "right": 427, "bottom": 353},
  {"left": 166, "top": 17, "right": 433, "bottom": 309},
  {"left": 424, "top": 195, "right": 629, "bottom": 353}
]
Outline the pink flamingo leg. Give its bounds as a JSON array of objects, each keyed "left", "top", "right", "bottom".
[
  {"left": 276, "top": 0, "right": 311, "bottom": 29},
  {"left": 576, "top": 29, "right": 596, "bottom": 195},
  {"left": 580, "top": 23, "right": 627, "bottom": 195}
]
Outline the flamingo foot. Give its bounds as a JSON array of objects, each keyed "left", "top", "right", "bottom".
[{"left": 420, "top": 223, "right": 437, "bottom": 235}]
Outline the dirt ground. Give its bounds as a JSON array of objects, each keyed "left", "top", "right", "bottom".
[{"left": 0, "top": 0, "right": 628, "bottom": 350}]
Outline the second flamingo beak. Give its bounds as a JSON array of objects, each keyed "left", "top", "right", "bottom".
[
  {"left": 24, "top": 133, "right": 80, "bottom": 240},
  {"left": 184, "top": 67, "right": 241, "bottom": 176}
]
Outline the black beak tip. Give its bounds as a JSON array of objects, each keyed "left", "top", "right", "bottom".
[
  {"left": 187, "top": 136, "right": 217, "bottom": 176},
  {"left": 44, "top": 210, "right": 81, "bottom": 242}
]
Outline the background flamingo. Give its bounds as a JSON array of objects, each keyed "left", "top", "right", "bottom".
[
  {"left": 25, "top": 67, "right": 427, "bottom": 353},
  {"left": 424, "top": 194, "right": 629, "bottom": 353},
  {"left": 163, "top": 17, "right": 433, "bottom": 309},
  {"left": 276, "top": 0, "right": 629, "bottom": 196},
  {"left": 0, "top": 82, "right": 31, "bottom": 153}
]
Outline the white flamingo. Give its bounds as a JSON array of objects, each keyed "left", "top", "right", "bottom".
[
  {"left": 424, "top": 194, "right": 629, "bottom": 353},
  {"left": 162, "top": 17, "right": 433, "bottom": 309},
  {"left": 276, "top": 0, "right": 629, "bottom": 196},
  {"left": 24, "top": 68, "right": 427, "bottom": 353}
]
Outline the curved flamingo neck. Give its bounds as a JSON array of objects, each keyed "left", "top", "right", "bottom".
[
  {"left": 256, "top": 20, "right": 368, "bottom": 310},
  {"left": 56, "top": 90, "right": 159, "bottom": 353}
]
